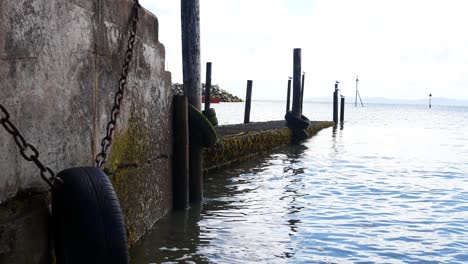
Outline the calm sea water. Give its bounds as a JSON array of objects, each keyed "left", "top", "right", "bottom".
[{"left": 131, "top": 102, "right": 468, "bottom": 263}]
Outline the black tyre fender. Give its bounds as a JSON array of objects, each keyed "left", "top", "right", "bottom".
[
  {"left": 202, "top": 108, "right": 218, "bottom": 126},
  {"left": 285, "top": 111, "right": 310, "bottom": 130},
  {"left": 52, "top": 167, "right": 129, "bottom": 264},
  {"left": 188, "top": 104, "right": 218, "bottom": 147},
  {"left": 202, "top": 108, "right": 216, "bottom": 117}
]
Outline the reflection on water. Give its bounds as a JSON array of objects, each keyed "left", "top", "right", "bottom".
[{"left": 131, "top": 103, "right": 468, "bottom": 263}]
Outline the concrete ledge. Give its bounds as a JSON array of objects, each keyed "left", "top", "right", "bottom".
[{"left": 203, "top": 121, "right": 334, "bottom": 171}]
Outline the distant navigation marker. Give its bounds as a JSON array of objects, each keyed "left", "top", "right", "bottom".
[
  {"left": 355, "top": 75, "right": 364, "bottom": 107},
  {"left": 429, "top": 93, "right": 432, "bottom": 108}
]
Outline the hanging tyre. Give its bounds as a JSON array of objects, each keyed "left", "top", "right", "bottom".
[
  {"left": 202, "top": 108, "right": 218, "bottom": 126},
  {"left": 285, "top": 111, "right": 310, "bottom": 130},
  {"left": 188, "top": 104, "right": 218, "bottom": 147},
  {"left": 52, "top": 167, "right": 129, "bottom": 263}
]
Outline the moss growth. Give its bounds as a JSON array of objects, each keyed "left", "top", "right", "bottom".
[
  {"left": 203, "top": 121, "right": 334, "bottom": 172},
  {"left": 107, "top": 112, "right": 148, "bottom": 174},
  {"left": 104, "top": 105, "right": 172, "bottom": 248},
  {"left": 203, "top": 127, "right": 292, "bottom": 171},
  {"left": 105, "top": 110, "right": 153, "bottom": 247}
]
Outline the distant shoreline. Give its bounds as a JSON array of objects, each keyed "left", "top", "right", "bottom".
[{"left": 236, "top": 98, "right": 468, "bottom": 107}]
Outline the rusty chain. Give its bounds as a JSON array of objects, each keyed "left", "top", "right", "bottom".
[
  {"left": 0, "top": 104, "right": 61, "bottom": 188},
  {"left": 0, "top": 0, "right": 140, "bottom": 188},
  {"left": 95, "top": 0, "right": 140, "bottom": 169}
]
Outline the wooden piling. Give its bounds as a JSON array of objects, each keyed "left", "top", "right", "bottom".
[
  {"left": 172, "top": 96, "right": 189, "bottom": 209},
  {"left": 286, "top": 78, "right": 291, "bottom": 113},
  {"left": 292, "top": 49, "right": 302, "bottom": 118},
  {"left": 204, "top": 62, "right": 212, "bottom": 111},
  {"left": 181, "top": 0, "right": 203, "bottom": 203},
  {"left": 340, "top": 96, "right": 345, "bottom": 123},
  {"left": 181, "top": 0, "right": 201, "bottom": 110},
  {"left": 188, "top": 143, "right": 203, "bottom": 203},
  {"left": 244, "top": 80, "right": 253, "bottom": 123},
  {"left": 300, "top": 72, "right": 305, "bottom": 114},
  {"left": 333, "top": 82, "right": 339, "bottom": 124}
]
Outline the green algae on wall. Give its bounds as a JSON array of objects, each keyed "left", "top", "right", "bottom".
[
  {"left": 106, "top": 105, "right": 172, "bottom": 247},
  {"left": 203, "top": 121, "right": 334, "bottom": 171}
]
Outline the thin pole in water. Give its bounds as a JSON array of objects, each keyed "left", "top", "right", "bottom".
[
  {"left": 340, "top": 96, "right": 345, "bottom": 123},
  {"left": 286, "top": 77, "right": 292, "bottom": 113},
  {"left": 244, "top": 80, "right": 253, "bottom": 123},
  {"left": 429, "top": 93, "right": 432, "bottom": 108},
  {"left": 333, "top": 81, "right": 339, "bottom": 124},
  {"left": 292, "top": 49, "right": 302, "bottom": 118},
  {"left": 204, "top": 62, "right": 212, "bottom": 111},
  {"left": 300, "top": 72, "right": 305, "bottom": 114}
]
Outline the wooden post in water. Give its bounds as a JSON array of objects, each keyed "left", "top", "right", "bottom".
[
  {"left": 172, "top": 96, "right": 189, "bottom": 209},
  {"left": 300, "top": 72, "right": 305, "bottom": 114},
  {"left": 181, "top": 0, "right": 201, "bottom": 110},
  {"left": 292, "top": 49, "right": 302, "bottom": 118},
  {"left": 429, "top": 93, "right": 432, "bottom": 108},
  {"left": 286, "top": 78, "right": 292, "bottom": 113},
  {"left": 244, "top": 80, "right": 253, "bottom": 123},
  {"left": 204, "top": 62, "right": 212, "bottom": 111},
  {"left": 333, "top": 82, "right": 339, "bottom": 124},
  {"left": 181, "top": 0, "right": 203, "bottom": 203},
  {"left": 340, "top": 96, "right": 345, "bottom": 123}
]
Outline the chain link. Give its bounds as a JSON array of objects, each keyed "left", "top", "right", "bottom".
[
  {"left": 0, "top": 0, "right": 140, "bottom": 185},
  {"left": 0, "top": 104, "right": 61, "bottom": 188},
  {"left": 95, "top": 0, "right": 140, "bottom": 169}
]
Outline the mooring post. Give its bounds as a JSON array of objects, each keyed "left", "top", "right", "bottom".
[
  {"left": 181, "top": 0, "right": 203, "bottom": 203},
  {"left": 292, "top": 49, "right": 302, "bottom": 118},
  {"left": 204, "top": 62, "right": 212, "bottom": 111},
  {"left": 340, "top": 96, "right": 345, "bottom": 123},
  {"left": 300, "top": 72, "right": 305, "bottom": 114},
  {"left": 333, "top": 82, "right": 339, "bottom": 124},
  {"left": 429, "top": 93, "right": 432, "bottom": 108},
  {"left": 286, "top": 78, "right": 292, "bottom": 113},
  {"left": 173, "top": 96, "right": 189, "bottom": 209},
  {"left": 244, "top": 80, "right": 253, "bottom": 123}
]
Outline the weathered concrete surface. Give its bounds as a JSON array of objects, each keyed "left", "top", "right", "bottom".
[
  {"left": 0, "top": 0, "right": 172, "bottom": 260},
  {"left": 203, "top": 121, "right": 334, "bottom": 171},
  {"left": 0, "top": 193, "right": 50, "bottom": 264}
]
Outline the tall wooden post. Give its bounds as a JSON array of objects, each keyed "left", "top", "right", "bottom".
[
  {"left": 244, "top": 80, "right": 253, "bottom": 123},
  {"left": 181, "top": 0, "right": 203, "bottom": 203},
  {"left": 340, "top": 96, "right": 345, "bottom": 123},
  {"left": 173, "top": 96, "right": 189, "bottom": 209},
  {"left": 204, "top": 62, "right": 212, "bottom": 111},
  {"left": 429, "top": 93, "right": 432, "bottom": 108},
  {"left": 181, "top": 0, "right": 201, "bottom": 110},
  {"left": 333, "top": 82, "right": 339, "bottom": 124},
  {"left": 292, "top": 49, "right": 302, "bottom": 118},
  {"left": 286, "top": 78, "right": 291, "bottom": 113}
]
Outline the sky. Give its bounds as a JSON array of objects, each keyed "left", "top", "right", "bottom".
[{"left": 140, "top": 0, "right": 468, "bottom": 101}]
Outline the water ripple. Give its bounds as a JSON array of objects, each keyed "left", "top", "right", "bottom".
[{"left": 131, "top": 103, "right": 468, "bottom": 263}]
